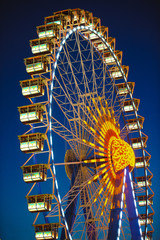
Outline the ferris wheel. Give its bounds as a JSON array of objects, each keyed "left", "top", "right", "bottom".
[{"left": 18, "top": 8, "right": 154, "bottom": 240}]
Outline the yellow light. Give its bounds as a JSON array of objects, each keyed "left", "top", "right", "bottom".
[
  {"left": 83, "top": 120, "right": 97, "bottom": 134},
  {"left": 99, "top": 136, "right": 105, "bottom": 142},
  {"left": 90, "top": 126, "right": 96, "bottom": 134},
  {"left": 102, "top": 168, "right": 107, "bottom": 174},
  {"left": 89, "top": 142, "right": 95, "bottom": 147},
  {"left": 99, "top": 187, "right": 104, "bottom": 195},
  {"left": 84, "top": 158, "right": 106, "bottom": 164},
  {"left": 99, "top": 146, "right": 105, "bottom": 152},
  {"left": 105, "top": 177, "right": 110, "bottom": 186},
  {"left": 99, "top": 163, "right": 107, "bottom": 168},
  {"left": 87, "top": 106, "right": 98, "bottom": 123},
  {"left": 99, "top": 158, "right": 107, "bottom": 162},
  {"left": 93, "top": 174, "right": 100, "bottom": 181},
  {"left": 99, "top": 130, "right": 106, "bottom": 139},
  {"left": 100, "top": 172, "right": 109, "bottom": 183},
  {"left": 95, "top": 152, "right": 106, "bottom": 157},
  {"left": 107, "top": 109, "right": 111, "bottom": 117},
  {"left": 96, "top": 163, "right": 109, "bottom": 171},
  {"left": 94, "top": 183, "right": 106, "bottom": 203},
  {"left": 90, "top": 159, "right": 97, "bottom": 163}
]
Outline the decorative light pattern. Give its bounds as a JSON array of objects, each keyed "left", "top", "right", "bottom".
[{"left": 110, "top": 137, "right": 135, "bottom": 173}]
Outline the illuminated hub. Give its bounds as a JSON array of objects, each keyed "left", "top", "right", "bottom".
[{"left": 109, "top": 137, "right": 135, "bottom": 173}]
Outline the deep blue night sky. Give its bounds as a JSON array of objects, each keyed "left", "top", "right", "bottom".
[{"left": 0, "top": 0, "right": 160, "bottom": 239}]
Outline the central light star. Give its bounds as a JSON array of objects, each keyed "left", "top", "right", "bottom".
[{"left": 109, "top": 136, "right": 135, "bottom": 173}]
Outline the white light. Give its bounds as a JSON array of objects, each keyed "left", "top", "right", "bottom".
[
  {"left": 54, "top": 61, "right": 57, "bottom": 69},
  {"left": 120, "top": 211, "right": 122, "bottom": 219},
  {"left": 51, "top": 83, "right": 53, "bottom": 91},
  {"left": 50, "top": 95, "right": 52, "bottom": 103},
  {"left": 49, "top": 108, "right": 52, "bottom": 116},
  {"left": 52, "top": 71, "right": 55, "bottom": 80},
  {"left": 118, "top": 227, "right": 121, "bottom": 237},
  {"left": 140, "top": 228, "right": 142, "bottom": 235},
  {"left": 52, "top": 166, "right": 56, "bottom": 175},
  {"left": 120, "top": 200, "right": 123, "bottom": 209},
  {"left": 58, "top": 193, "right": 61, "bottom": 201},
  {"left": 136, "top": 208, "right": 138, "bottom": 216},
  {"left": 119, "top": 219, "right": 122, "bottom": 229},
  {"left": 131, "top": 180, "right": 133, "bottom": 189},
  {"left": 133, "top": 190, "right": 136, "bottom": 199},
  {"left": 123, "top": 176, "right": 126, "bottom": 184},
  {"left": 55, "top": 179, "right": 58, "bottom": 189},
  {"left": 62, "top": 39, "right": 65, "bottom": 45},
  {"left": 65, "top": 221, "right": 69, "bottom": 230},
  {"left": 122, "top": 185, "right": 125, "bottom": 193},
  {"left": 56, "top": 52, "right": 60, "bottom": 59},
  {"left": 122, "top": 193, "right": 124, "bottom": 202},
  {"left": 61, "top": 208, "right": 64, "bottom": 216},
  {"left": 50, "top": 136, "right": 52, "bottom": 145}
]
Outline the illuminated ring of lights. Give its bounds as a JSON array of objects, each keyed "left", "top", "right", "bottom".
[{"left": 48, "top": 25, "right": 144, "bottom": 239}]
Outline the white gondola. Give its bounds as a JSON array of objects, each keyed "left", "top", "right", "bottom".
[
  {"left": 18, "top": 133, "right": 45, "bottom": 153},
  {"left": 21, "top": 164, "right": 48, "bottom": 183},
  {"left": 18, "top": 104, "right": 44, "bottom": 124},
  {"left": 20, "top": 78, "right": 45, "bottom": 98},
  {"left": 32, "top": 43, "right": 50, "bottom": 54},
  {"left": 34, "top": 223, "right": 59, "bottom": 240},
  {"left": 27, "top": 194, "right": 52, "bottom": 212}
]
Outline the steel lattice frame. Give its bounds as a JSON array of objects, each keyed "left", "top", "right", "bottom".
[{"left": 18, "top": 8, "right": 154, "bottom": 240}]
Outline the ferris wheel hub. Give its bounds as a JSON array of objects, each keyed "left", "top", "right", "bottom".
[{"left": 109, "top": 137, "right": 135, "bottom": 173}]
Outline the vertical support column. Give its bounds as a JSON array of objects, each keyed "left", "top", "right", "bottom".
[
  {"left": 125, "top": 169, "right": 142, "bottom": 240},
  {"left": 81, "top": 186, "right": 97, "bottom": 240},
  {"left": 108, "top": 169, "right": 126, "bottom": 240},
  {"left": 60, "top": 165, "right": 79, "bottom": 240}
]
